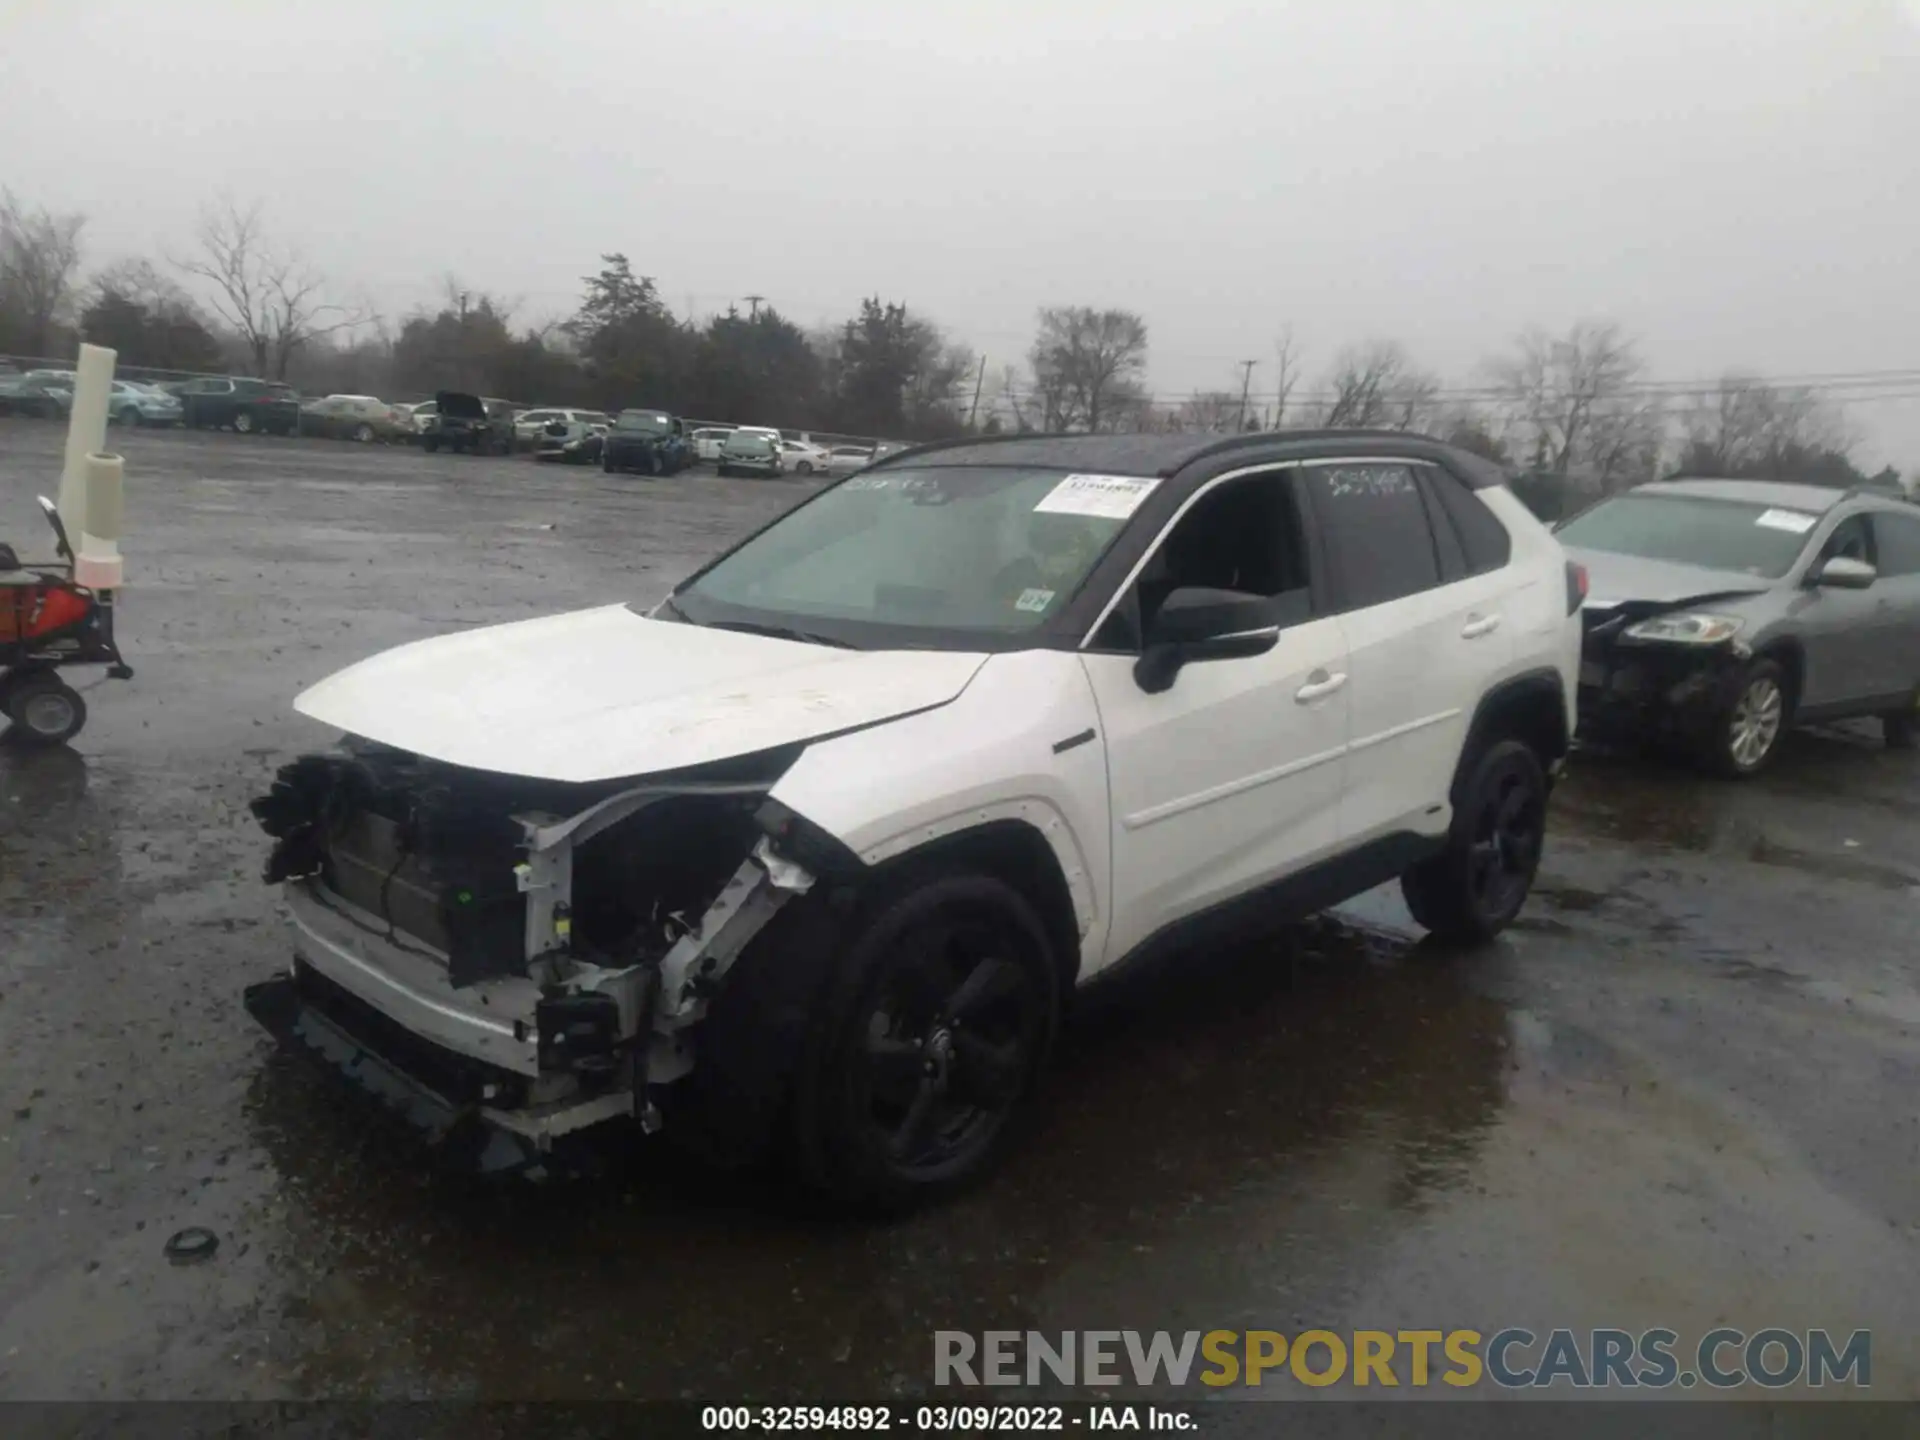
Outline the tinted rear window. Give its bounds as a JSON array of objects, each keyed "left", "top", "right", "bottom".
[{"left": 1305, "top": 463, "right": 1442, "bottom": 610}]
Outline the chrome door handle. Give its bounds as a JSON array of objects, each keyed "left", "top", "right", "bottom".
[
  {"left": 1295, "top": 670, "right": 1348, "bottom": 703},
  {"left": 1461, "top": 614, "right": 1502, "bottom": 639}
]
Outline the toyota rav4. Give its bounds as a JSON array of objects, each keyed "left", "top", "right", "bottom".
[{"left": 245, "top": 431, "right": 1582, "bottom": 1208}]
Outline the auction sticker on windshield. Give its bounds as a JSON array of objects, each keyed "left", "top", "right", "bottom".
[
  {"left": 1034, "top": 473, "right": 1160, "bottom": 520},
  {"left": 1755, "top": 508, "right": 1817, "bottom": 534}
]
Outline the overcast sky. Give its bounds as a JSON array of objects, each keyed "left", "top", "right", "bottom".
[{"left": 5, "top": 0, "right": 1918, "bottom": 465}]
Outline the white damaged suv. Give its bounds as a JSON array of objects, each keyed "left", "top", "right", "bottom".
[{"left": 247, "top": 431, "right": 1582, "bottom": 1207}]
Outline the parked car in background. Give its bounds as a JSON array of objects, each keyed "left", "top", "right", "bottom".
[
  {"left": 420, "top": 391, "right": 511, "bottom": 454},
  {"left": 178, "top": 376, "right": 300, "bottom": 435},
  {"left": 603, "top": 409, "right": 691, "bottom": 476},
  {"left": 404, "top": 400, "right": 437, "bottom": 435},
  {"left": 778, "top": 438, "right": 831, "bottom": 475},
  {"left": 690, "top": 426, "right": 734, "bottom": 461},
  {"left": 514, "top": 408, "right": 611, "bottom": 446},
  {"left": 825, "top": 445, "right": 876, "bottom": 475},
  {"left": 106, "top": 380, "right": 183, "bottom": 427},
  {"left": 301, "top": 394, "right": 411, "bottom": 443},
  {"left": 0, "top": 375, "right": 74, "bottom": 419},
  {"left": 533, "top": 418, "right": 606, "bottom": 466},
  {"left": 1562, "top": 477, "right": 1920, "bottom": 775},
  {"left": 715, "top": 429, "right": 783, "bottom": 478}
]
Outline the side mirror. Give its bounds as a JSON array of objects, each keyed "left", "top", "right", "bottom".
[
  {"left": 1134, "top": 587, "right": 1281, "bottom": 694},
  {"left": 1808, "top": 555, "right": 1876, "bottom": 590},
  {"left": 36, "top": 495, "right": 73, "bottom": 563}
]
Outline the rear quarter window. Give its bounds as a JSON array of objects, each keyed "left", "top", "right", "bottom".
[{"left": 1424, "top": 464, "right": 1512, "bottom": 574}]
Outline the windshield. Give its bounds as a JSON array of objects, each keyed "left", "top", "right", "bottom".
[
  {"left": 675, "top": 465, "right": 1144, "bottom": 641},
  {"left": 616, "top": 412, "right": 670, "bottom": 433},
  {"left": 1557, "top": 493, "right": 1819, "bottom": 578}
]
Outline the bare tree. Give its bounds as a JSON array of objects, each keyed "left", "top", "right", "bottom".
[
  {"left": 1271, "top": 324, "right": 1303, "bottom": 429},
  {"left": 1028, "top": 306, "right": 1149, "bottom": 432},
  {"left": 174, "top": 197, "right": 372, "bottom": 379},
  {"left": 1179, "top": 390, "right": 1245, "bottom": 433},
  {"left": 1485, "top": 320, "right": 1661, "bottom": 490},
  {"left": 0, "top": 190, "right": 86, "bottom": 356},
  {"left": 1681, "top": 373, "right": 1852, "bottom": 476},
  {"left": 1317, "top": 339, "right": 1439, "bottom": 430}
]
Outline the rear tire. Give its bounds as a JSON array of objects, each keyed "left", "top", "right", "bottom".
[
  {"left": 1884, "top": 693, "right": 1917, "bottom": 751},
  {"left": 352, "top": 423, "right": 375, "bottom": 443},
  {"left": 788, "top": 871, "right": 1058, "bottom": 1212},
  {"left": 1401, "top": 738, "right": 1548, "bottom": 945},
  {"left": 233, "top": 411, "right": 256, "bottom": 435},
  {"left": 4, "top": 672, "right": 87, "bottom": 747},
  {"left": 1707, "top": 658, "right": 1788, "bottom": 777}
]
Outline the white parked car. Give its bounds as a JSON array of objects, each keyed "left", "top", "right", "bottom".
[
  {"left": 825, "top": 445, "right": 876, "bottom": 475},
  {"left": 778, "top": 438, "right": 832, "bottom": 476},
  {"left": 245, "top": 432, "right": 1580, "bottom": 1209},
  {"left": 514, "top": 408, "right": 610, "bottom": 446},
  {"left": 690, "top": 427, "right": 734, "bottom": 461}
]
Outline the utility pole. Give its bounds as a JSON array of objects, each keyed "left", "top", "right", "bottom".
[
  {"left": 966, "top": 354, "right": 988, "bottom": 429},
  {"left": 744, "top": 294, "right": 765, "bottom": 320},
  {"left": 1236, "top": 359, "right": 1258, "bottom": 431}
]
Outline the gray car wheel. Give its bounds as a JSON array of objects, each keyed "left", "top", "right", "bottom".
[
  {"left": 1711, "top": 659, "right": 1788, "bottom": 777},
  {"left": 233, "top": 411, "right": 255, "bottom": 434}
]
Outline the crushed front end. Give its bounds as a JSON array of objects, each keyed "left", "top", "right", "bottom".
[
  {"left": 244, "top": 740, "right": 821, "bottom": 1175},
  {"left": 1577, "top": 602, "right": 1751, "bottom": 748}
]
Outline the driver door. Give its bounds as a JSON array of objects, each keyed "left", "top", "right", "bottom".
[{"left": 1078, "top": 468, "right": 1350, "bottom": 966}]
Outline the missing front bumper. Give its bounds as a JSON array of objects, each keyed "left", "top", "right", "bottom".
[
  {"left": 1577, "top": 642, "right": 1747, "bottom": 745},
  {"left": 245, "top": 966, "right": 639, "bottom": 1176}
]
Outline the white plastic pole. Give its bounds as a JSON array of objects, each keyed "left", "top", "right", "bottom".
[
  {"left": 75, "top": 451, "right": 124, "bottom": 591},
  {"left": 58, "top": 344, "right": 117, "bottom": 536}
]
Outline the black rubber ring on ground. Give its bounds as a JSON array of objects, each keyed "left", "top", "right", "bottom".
[{"left": 164, "top": 1227, "right": 219, "bottom": 1263}]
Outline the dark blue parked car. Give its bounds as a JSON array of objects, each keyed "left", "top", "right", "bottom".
[{"left": 602, "top": 409, "right": 690, "bottom": 476}]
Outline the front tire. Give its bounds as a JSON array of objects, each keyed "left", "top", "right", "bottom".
[
  {"left": 4, "top": 672, "right": 88, "bottom": 747},
  {"left": 1708, "top": 658, "right": 1788, "bottom": 777},
  {"left": 790, "top": 872, "right": 1058, "bottom": 1211},
  {"left": 352, "top": 423, "right": 375, "bottom": 443},
  {"left": 1401, "top": 738, "right": 1548, "bottom": 945}
]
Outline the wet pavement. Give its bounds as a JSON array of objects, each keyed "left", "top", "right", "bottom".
[{"left": 1, "top": 421, "right": 1916, "bottom": 1406}]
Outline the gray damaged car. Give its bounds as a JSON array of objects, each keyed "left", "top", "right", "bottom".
[{"left": 1560, "top": 477, "right": 1920, "bottom": 775}]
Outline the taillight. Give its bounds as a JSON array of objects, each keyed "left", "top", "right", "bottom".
[{"left": 1565, "top": 560, "right": 1589, "bottom": 614}]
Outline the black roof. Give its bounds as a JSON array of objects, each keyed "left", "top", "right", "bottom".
[{"left": 865, "top": 429, "right": 1510, "bottom": 487}]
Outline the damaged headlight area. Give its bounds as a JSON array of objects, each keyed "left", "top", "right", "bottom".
[
  {"left": 1622, "top": 612, "right": 1745, "bottom": 645},
  {"left": 1579, "top": 607, "right": 1752, "bottom": 747},
  {"left": 244, "top": 737, "right": 841, "bottom": 1174}
]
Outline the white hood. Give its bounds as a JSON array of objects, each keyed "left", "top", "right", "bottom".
[{"left": 294, "top": 604, "right": 989, "bottom": 783}]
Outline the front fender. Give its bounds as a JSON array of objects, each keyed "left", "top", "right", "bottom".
[{"left": 766, "top": 650, "right": 1110, "bottom": 951}]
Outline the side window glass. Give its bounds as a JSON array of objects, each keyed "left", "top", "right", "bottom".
[
  {"left": 1816, "top": 515, "right": 1874, "bottom": 567},
  {"left": 1092, "top": 471, "right": 1310, "bottom": 652},
  {"left": 1871, "top": 512, "right": 1920, "bottom": 577},
  {"left": 1424, "top": 464, "right": 1512, "bottom": 573},
  {"left": 1414, "top": 469, "right": 1467, "bottom": 582},
  {"left": 1304, "top": 463, "right": 1441, "bottom": 611}
]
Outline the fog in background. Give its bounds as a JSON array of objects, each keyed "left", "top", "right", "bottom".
[{"left": 4, "top": 0, "right": 1917, "bottom": 464}]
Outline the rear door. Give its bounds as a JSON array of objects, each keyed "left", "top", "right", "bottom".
[
  {"left": 1796, "top": 512, "right": 1885, "bottom": 709},
  {"left": 1867, "top": 508, "right": 1920, "bottom": 704},
  {"left": 1300, "top": 460, "right": 1512, "bottom": 845}
]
